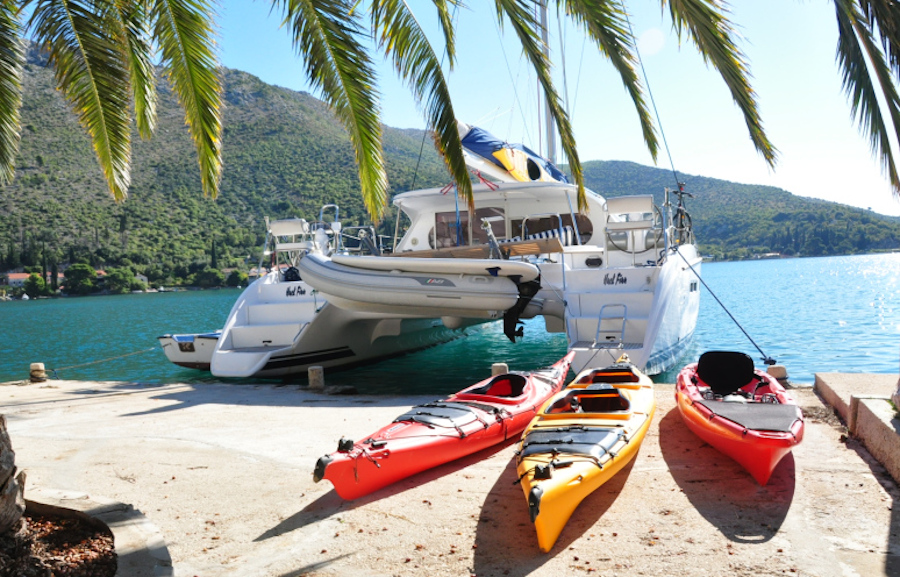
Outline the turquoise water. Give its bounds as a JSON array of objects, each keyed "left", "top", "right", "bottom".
[{"left": 1, "top": 253, "right": 897, "bottom": 393}]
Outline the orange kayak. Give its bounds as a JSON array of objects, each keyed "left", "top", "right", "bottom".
[
  {"left": 675, "top": 351, "right": 804, "bottom": 485},
  {"left": 314, "top": 352, "right": 575, "bottom": 500}
]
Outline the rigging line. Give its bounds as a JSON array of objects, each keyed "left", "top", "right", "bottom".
[
  {"left": 556, "top": 6, "right": 569, "bottom": 166},
  {"left": 49, "top": 347, "right": 159, "bottom": 375},
  {"left": 571, "top": 33, "right": 587, "bottom": 118},
  {"left": 672, "top": 248, "right": 776, "bottom": 365},
  {"left": 410, "top": 2, "right": 462, "bottom": 191},
  {"left": 620, "top": 5, "right": 681, "bottom": 190},
  {"left": 494, "top": 14, "right": 534, "bottom": 146}
]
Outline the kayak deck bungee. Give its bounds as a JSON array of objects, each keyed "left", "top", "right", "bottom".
[
  {"left": 314, "top": 352, "right": 574, "bottom": 500},
  {"left": 675, "top": 351, "right": 804, "bottom": 485},
  {"left": 515, "top": 355, "right": 655, "bottom": 552}
]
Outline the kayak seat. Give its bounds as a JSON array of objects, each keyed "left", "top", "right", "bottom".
[
  {"left": 545, "top": 389, "right": 630, "bottom": 413},
  {"left": 697, "top": 351, "right": 756, "bottom": 396},
  {"left": 574, "top": 364, "right": 641, "bottom": 385},
  {"left": 468, "top": 374, "right": 528, "bottom": 398},
  {"left": 579, "top": 393, "right": 630, "bottom": 413}
]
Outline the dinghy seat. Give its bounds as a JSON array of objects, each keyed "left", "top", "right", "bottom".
[{"left": 697, "top": 351, "right": 756, "bottom": 396}]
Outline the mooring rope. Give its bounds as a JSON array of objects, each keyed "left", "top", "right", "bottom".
[
  {"left": 673, "top": 248, "right": 776, "bottom": 365},
  {"left": 47, "top": 347, "right": 158, "bottom": 379}
]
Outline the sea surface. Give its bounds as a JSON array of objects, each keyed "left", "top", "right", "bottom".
[{"left": 1, "top": 253, "right": 897, "bottom": 394}]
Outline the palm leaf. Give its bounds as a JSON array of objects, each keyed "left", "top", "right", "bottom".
[
  {"left": 665, "top": 0, "right": 777, "bottom": 166},
  {"left": 151, "top": 0, "right": 222, "bottom": 198},
  {"left": 0, "top": 1, "right": 23, "bottom": 185},
  {"left": 494, "top": 0, "right": 585, "bottom": 210},
  {"left": 276, "top": 0, "right": 388, "bottom": 221},
  {"left": 29, "top": 0, "right": 134, "bottom": 201},
  {"left": 563, "top": 0, "right": 658, "bottom": 162},
  {"left": 432, "top": 0, "right": 457, "bottom": 69},
  {"left": 112, "top": 0, "right": 157, "bottom": 139},
  {"left": 372, "top": 0, "right": 471, "bottom": 209},
  {"left": 857, "top": 0, "right": 900, "bottom": 76},
  {"left": 835, "top": 0, "right": 900, "bottom": 195}
]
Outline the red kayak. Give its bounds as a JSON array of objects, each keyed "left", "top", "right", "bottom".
[
  {"left": 675, "top": 351, "right": 804, "bottom": 485},
  {"left": 314, "top": 352, "right": 575, "bottom": 500}
]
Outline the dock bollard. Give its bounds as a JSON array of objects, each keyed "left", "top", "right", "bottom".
[
  {"left": 767, "top": 364, "right": 788, "bottom": 385},
  {"left": 29, "top": 363, "right": 47, "bottom": 383},
  {"left": 308, "top": 365, "right": 324, "bottom": 390},
  {"left": 491, "top": 362, "right": 509, "bottom": 376}
]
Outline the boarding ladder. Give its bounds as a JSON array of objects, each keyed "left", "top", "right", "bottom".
[{"left": 594, "top": 304, "right": 628, "bottom": 348}]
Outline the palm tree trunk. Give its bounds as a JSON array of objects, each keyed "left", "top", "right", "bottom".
[{"left": 0, "top": 415, "right": 25, "bottom": 534}]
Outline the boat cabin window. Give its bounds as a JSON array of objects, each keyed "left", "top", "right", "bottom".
[
  {"left": 430, "top": 207, "right": 506, "bottom": 248},
  {"left": 510, "top": 214, "right": 593, "bottom": 245}
]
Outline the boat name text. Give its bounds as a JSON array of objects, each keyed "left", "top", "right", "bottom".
[{"left": 604, "top": 273, "right": 627, "bottom": 286}]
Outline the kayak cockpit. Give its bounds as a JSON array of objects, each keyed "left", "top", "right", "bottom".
[{"left": 454, "top": 373, "right": 530, "bottom": 404}]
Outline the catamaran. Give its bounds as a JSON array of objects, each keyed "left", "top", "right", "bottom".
[{"left": 160, "top": 123, "right": 700, "bottom": 379}]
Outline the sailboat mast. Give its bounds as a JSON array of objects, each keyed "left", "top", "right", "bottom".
[{"left": 539, "top": 0, "right": 556, "bottom": 164}]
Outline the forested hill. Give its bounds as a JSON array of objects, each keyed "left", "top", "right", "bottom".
[
  {"left": 2, "top": 48, "right": 900, "bottom": 286},
  {"left": 581, "top": 160, "right": 900, "bottom": 258},
  {"left": 0, "top": 46, "right": 450, "bottom": 283}
]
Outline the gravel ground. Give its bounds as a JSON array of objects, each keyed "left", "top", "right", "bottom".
[
  {"left": 0, "top": 513, "right": 115, "bottom": 577},
  {"left": 1, "top": 379, "right": 898, "bottom": 577}
]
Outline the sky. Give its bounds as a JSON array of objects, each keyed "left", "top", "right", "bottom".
[{"left": 215, "top": 0, "right": 900, "bottom": 217}]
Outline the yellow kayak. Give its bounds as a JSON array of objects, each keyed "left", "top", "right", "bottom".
[{"left": 515, "top": 356, "right": 655, "bottom": 552}]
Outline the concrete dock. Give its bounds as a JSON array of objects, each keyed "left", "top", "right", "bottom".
[{"left": 1, "top": 374, "right": 898, "bottom": 577}]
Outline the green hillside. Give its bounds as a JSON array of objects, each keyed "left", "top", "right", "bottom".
[
  {"left": 2, "top": 48, "right": 899, "bottom": 291},
  {"left": 0, "top": 48, "right": 449, "bottom": 288},
  {"left": 582, "top": 160, "right": 900, "bottom": 259}
]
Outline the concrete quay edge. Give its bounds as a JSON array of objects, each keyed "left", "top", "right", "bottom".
[{"left": 814, "top": 372, "right": 900, "bottom": 482}]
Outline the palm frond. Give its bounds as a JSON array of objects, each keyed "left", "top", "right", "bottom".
[
  {"left": 372, "top": 0, "right": 470, "bottom": 209},
  {"left": 113, "top": 0, "right": 157, "bottom": 139},
  {"left": 665, "top": 0, "right": 777, "bottom": 166},
  {"left": 151, "top": 0, "right": 222, "bottom": 198},
  {"left": 277, "top": 0, "right": 388, "bottom": 221},
  {"left": 563, "top": 0, "right": 658, "bottom": 162},
  {"left": 857, "top": 0, "right": 900, "bottom": 77},
  {"left": 494, "top": 0, "right": 585, "bottom": 210},
  {"left": 432, "top": 0, "right": 457, "bottom": 70},
  {"left": 0, "top": 2, "right": 24, "bottom": 185},
  {"left": 835, "top": 0, "right": 900, "bottom": 195},
  {"left": 29, "top": 0, "right": 134, "bottom": 201}
]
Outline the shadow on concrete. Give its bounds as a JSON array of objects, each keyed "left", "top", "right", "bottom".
[
  {"left": 255, "top": 438, "right": 520, "bottom": 542},
  {"left": 658, "top": 408, "right": 795, "bottom": 543},
  {"left": 90, "top": 382, "right": 436, "bottom": 417},
  {"left": 470, "top": 456, "right": 636, "bottom": 576},
  {"left": 275, "top": 553, "right": 353, "bottom": 577}
]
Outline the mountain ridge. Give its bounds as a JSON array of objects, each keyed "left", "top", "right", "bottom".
[{"left": 1, "top": 52, "right": 898, "bottom": 286}]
